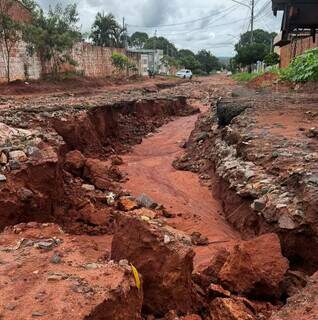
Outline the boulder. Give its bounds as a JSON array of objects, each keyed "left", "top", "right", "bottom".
[
  {"left": 111, "top": 213, "right": 201, "bottom": 316},
  {"left": 216, "top": 99, "right": 248, "bottom": 126},
  {"left": 193, "top": 248, "right": 230, "bottom": 289},
  {"left": 191, "top": 232, "right": 209, "bottom": 246},
  {"left": 83, "top": 158, "right": 112, "bottom": 190},
  {"left": 64, "top": 150, "right": 86, "bottom": 176},
  {"left": 25, "top": 146, "right": 41, "bottom": 159},
  {"left": 78, "top": 202, "right": 112, "bottom": 226},
  {"left": 219, "top": 233, "right": 289, "bottom": 298}
]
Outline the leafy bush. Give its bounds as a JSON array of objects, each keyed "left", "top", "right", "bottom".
[
  {"left": 232, "top": 72, "right": 263, "bottom": 82},
  {"left": 111, "top": 52, "right": 136, "bottom": 72},
  {"left": 111, "top": 52, "right": 129, "bottom": 70},
  {"left": 281, "top": 48, "right": 318, "bottom": 83}
]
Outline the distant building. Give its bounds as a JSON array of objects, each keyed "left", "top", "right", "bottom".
[
  {"left": 127, "top": 49, "right": 169, "bottom": 76},
  {"left": 272, "top": 0, "right": 318, "bottom": 67}
]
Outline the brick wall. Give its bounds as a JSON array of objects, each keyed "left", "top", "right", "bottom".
[{"left": 280, "top": 35, "right": 318, "bottom": 68}]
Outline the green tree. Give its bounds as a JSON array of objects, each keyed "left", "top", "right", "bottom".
[
  {"left": 237, "top": 29, "right": 276, "bottom": 48},
  {"left": 19, "top": 0, "right": 39, "bottom": 15},
  {"left": 23, "top": 3, "right": 81, "bottom": 78},
  {"left": 234, "top": 29, "right": 277, "bottom": 68},
  {"left": 90, "top": 12, "right": 124, "bottom": 48},
  {"left": 196, "top": 49, "right": 220, "bottom": 73},
  {"left": 177, "top": 49, "right": 201, "bottom": 72},
  {"left": 235, "top": 43, "right": 268, "bottom": 67},
  {"left": 264, "top": 52, "right": 280, "bottom": 66},
  {"left": 131, "top": 31, "right": 148, "bottom": 48},
  {"left": 0, "top": 0, "right": 22, "bottom": 83},
  {"left": 178, "top": 49, "right": 196, "bottom": 59},
  {"left": 144, "top": 36, "right": 178, "bottom": 56},
  {"left": 161, "top": 55, "right": 180, "bottom": 69}
]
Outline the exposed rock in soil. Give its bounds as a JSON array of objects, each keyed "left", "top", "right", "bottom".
[
  {"left": 195, "top": 234, "right": 288, "bottom": 299},
  {"left": 218, "top": 233, "right": 289, "bottom": 298},
  {"left": 64, "top": 150, "right": 86, "bottom": 176},
  {"left": 210, "top": 298, "right": 256, "bottom": 320},
  {"left": 111, "top": 213, "right": 202, "bottom": 317},
  {"left": 210, "top": 297, "right": 274, "bottom": 320},
  {"left": 216, "top": 98, "right": 249, "bottom": 126},
  {"left": 83, "top": 158, "right": 114, "bottom": 190},
  {"left": 270, "top": 272, "right": 318, "bottom": 320},
  {"left": 174, "top": 92, "right": 318, "bottom": 270},
  {"left": 0, "top": 223, "right": 143, "bottom": 319}
]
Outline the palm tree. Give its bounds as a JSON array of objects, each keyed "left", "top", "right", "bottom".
[{"left": 90, "top": 12, "right": 124, "bottom": 48}]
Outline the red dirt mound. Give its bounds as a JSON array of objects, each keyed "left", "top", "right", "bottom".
[{"left": 248, "top": 72, "right": 278, "bottom": 89}]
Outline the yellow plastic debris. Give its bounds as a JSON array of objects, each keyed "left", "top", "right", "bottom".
[{"left": 131, "top": 263, "right": 141, "bottom": 290}]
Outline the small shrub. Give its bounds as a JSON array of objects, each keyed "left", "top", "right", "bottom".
[
  {"left": 111, "top": 52, "right": 129, "bottom": 71},
  {"left": 280, "top": 48, "right": 318, "bottom": 83},
  {"left": 111, "top": 52, "right": 137, "bottom": 73}
]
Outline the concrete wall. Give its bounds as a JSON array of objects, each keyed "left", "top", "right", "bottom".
[
  {"left": 42, "top": 42, "right": 140, "bottom": 78},
  {"left": 0, "top": 41, "right": 141, "bottom": 82},
  {"left": 280, "top": 35, "right": 318, "bottom": 68},
  {"left": 66, "top": 43, "right": 132, "bottom": 78}
]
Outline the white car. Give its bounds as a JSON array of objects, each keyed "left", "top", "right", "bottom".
[{"left": 176, "top": 69, "right": 193, "bottom": 79}]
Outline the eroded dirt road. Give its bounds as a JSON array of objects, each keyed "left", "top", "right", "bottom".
[{"left": 122, "top": 103, "right": 238, "bottom": 268}]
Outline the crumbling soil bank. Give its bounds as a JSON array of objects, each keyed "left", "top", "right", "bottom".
[
  {"left": 174, "top": 83, "right": 318, "bottom": 274},
  {"left": 0, "top": 95, "right": 197, "bottom": 233}
]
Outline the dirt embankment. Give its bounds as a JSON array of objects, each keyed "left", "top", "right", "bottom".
[
  {"left": 0, "top": 94, "right": 198, "bottom": 234},
  {"left": 174, "top": 86, "right": 318, "bottom": 272}
]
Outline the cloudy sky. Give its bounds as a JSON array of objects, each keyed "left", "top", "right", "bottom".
[{"left": 37, "top": 0, "right": 282, "bottom": 56}]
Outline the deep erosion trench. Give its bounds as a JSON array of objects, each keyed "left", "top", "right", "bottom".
[
  {"left": 0, "top": 76, "right": 316, "bottom": 319},
  {"left": 121, "top": 104, "right": 239, "bottom": 267}
]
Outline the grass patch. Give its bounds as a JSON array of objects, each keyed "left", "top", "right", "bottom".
[{"left": 232, "top": 72, "right": 263, "bottom": 82}]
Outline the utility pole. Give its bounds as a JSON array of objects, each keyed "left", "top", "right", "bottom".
[
  {"left": 153, "top": 30, "right": 157, "bottom": 73},
  {"left": 230, "top": 0, "right": 255, "bottom": 43},
  {"left": 250, "top": 0, "right": 254, "bottom": 44},
  {"left": 123, "top": 17, "right": 127, "bottom": 48}
]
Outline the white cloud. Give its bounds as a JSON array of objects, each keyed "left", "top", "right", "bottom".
[{"left": 36, "top": 0, "right": 283, "bottom": 56}]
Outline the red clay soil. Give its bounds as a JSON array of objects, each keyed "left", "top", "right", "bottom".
[
  {"left": 0, "top": 76, "right": 183, "bottom": 97},
  {"left": 247, "top": 72, "right": 279, "bottom": 89},
  {"left": 121, "top": 103, "right": 239, "bottom": 268},
  {"left": 0, "top": 223, "right": 142, "bottom": 320}
]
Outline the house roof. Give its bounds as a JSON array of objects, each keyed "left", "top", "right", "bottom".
[{"left": 272, "top": 0, "right": 318, "bottom": 45}]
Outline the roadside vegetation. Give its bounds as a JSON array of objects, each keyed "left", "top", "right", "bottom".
[
  {"left": 280, "top": 48, "right": 318, "bottom": 82},
  {"left": 232, "top": 72, "right": 263, "bottom": 82},
  {"left": 233, "top": 48, "right": 318, "bottom": 85}
]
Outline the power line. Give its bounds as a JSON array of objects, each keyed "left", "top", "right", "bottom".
[
  {"left": 158, "top": 17, "right": 248, "bottom": 37},
  {"left": 127, "top": 4, "right": 237, "bottom": 29}
]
